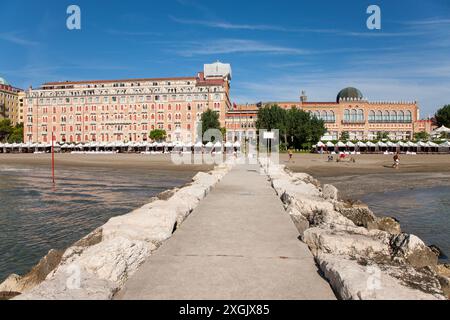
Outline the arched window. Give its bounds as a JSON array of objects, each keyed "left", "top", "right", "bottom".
[
  {"left": 350, "top": 109, "right": 357, "bottom": 122},
  {"left": 390, "top": 111, "right": 397, "bottom": 122},
  {"left": 344, "top": 109, "right": 350, "bottom": 121},
  {"left": 376, "top": 110, "right": 382, "bottom": 122},
  {"left": 357, "top": 109, "right": 364, "bottom": 122},
  {"left": 321, "top": 111, "right": 328, "bottom": 121},
  {"left": 369, "top": 110, "right": 375, "bottom": 122},
  {"left": 383, "top": 111, "right": 390, "bottom": 122},
  {"left": 405, "top": 111, "right": 412, "bottom": 122},
  {"left": 398, "top": 111, "right": 405, "bottom": 122},
  {"left": 329, "top": 111, "right": 335, "bottom": 122}
]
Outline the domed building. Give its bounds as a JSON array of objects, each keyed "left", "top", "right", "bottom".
[
  {"left": 336, "top": 87, "right": 364, "bottom": 103},
  {"left": 228, "top": 87, "right": 428, "bottom": 143},
  {"left": 0, "top": 77, "right": 10, "bottom": 86}
]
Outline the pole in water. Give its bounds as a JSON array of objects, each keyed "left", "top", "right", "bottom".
[{"left": 51, "top": 132, "right": 55, "bottom": 184}]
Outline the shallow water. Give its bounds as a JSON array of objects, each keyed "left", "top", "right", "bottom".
[
  {"left": 362, "top": 186, "right": 450, "bottom": 263},
  {"left": 0, "top": 164, "right": 197, "bottom": 282}
]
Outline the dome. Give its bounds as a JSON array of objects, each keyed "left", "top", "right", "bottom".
[
  {"left": 0, "top": 77, "right": 9, "bottom": 86},
  {"left": 337, "top": 87, "right": 363, "bottom": 102}
]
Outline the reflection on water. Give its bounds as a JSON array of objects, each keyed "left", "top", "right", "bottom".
[
  {"left": 0, "top": 164, "right": 196, "bottom": 282},
  {"left": 362, "top": 186, "right": 450, "bottom": 263}
]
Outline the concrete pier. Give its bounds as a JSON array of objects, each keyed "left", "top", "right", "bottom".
[{"left": 117, "top": 164, "right": 336, "bottom": 300}]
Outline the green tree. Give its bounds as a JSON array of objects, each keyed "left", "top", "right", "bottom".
[
  {"left": 0, "top": 119, "right": 13, "bottom": 142},
  {"left": 7, "top": 123, "right": 24, "bottom": 143},
  {"left": 256, "top": 104, "right": 288, "bottom": 143},
  {"left": 200, "top": 109, "right": 221, "bottom": 141},
  {"left": 340, "top": 131, "right": 350, "bottom": 141},
  {"left": 414, "top": 131, "right": 430, "bottom": 141},
  {"left": 435, "top": 105, "right": 450, "bottom": 127},
  {"left": 376, "top": 131, "right": 389, "bottom": 140},
  {"left": 256, "top": 105, "right": 326, "bottom": 150},
  {"left": 149, "top": 129, "right": 167, "bottom": 142}
]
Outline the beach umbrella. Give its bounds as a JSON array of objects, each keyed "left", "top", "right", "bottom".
[
  {"left": 377, "top": 141, "right": 387, "bottom": 147},
  {"left": 366, "top": 141, "right": 376, "bottom": 147},
  {"left": 0, "top": 143, "right": 4, "bottom": 148},
  {"left": 336, "top": 141, "right": 346, "bottom": 148},
  {"left": 326, "top": 141, "right": 335, "bottom": 148},
  {"left": 427, "top": 141, "right": 439, "bottom": 147},
  {"left": 440, "top": 141, "right": 450, "bottom": 147}
]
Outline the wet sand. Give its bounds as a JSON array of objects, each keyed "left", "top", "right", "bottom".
[
  {"left": 0, "top": 154, "right": 213, "bottom": 172},
  {"left": 283, "top": 154, "right": 450, "bottom": 199}
]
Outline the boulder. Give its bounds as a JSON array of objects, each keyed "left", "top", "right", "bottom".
[
  {"left": 0, "top": 249, "right": 63, "bottom": 294},
  {"left": 286, "top": 205, "right": 310, "bottom": 236},
  {"left": 390, "top": 233, "right": 438, "bottom": 268},
  {"left": 334, "top": 202, "right": 378, "bottom": 230},
  {"left": 376, "top": 217, "right": 401, "bottom": 234},
  {"left": 316, "top": 253, "right": 445, "bottom": 300},
  {"left": 303, "top": 227, "right": 390, "bottom": 259},
  {"left": 322, "top": 184, "right": 338, "bottom": 200}
]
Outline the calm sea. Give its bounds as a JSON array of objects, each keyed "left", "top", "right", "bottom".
[
  {"left": 362, "top": 186, "right": 450, "bottom": 263},
  {"left": 0, "top": 164, "right": 197, "bottom": 283}
]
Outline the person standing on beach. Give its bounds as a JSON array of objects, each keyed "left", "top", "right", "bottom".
[{"left": 393, "top": 152, "right": 400, "bottom": 169}]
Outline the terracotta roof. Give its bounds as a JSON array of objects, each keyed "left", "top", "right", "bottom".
[{"left": 43, "top": 76, "right": 197, "bottom": 86}]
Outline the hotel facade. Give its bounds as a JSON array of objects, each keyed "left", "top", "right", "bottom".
[
  {"left": 22, "top": 63, "right": 433, "bottom": 144},
  {"left": 23, "top": 62, "right": 232, "bottom": 144},
  {"left": 0, "top": 77, "right": 23, "bottom": 126},
  {"left": 226, "top": 87, "right": 433, "bottom": 142}
]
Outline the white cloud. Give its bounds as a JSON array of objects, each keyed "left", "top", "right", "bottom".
[{"left": 0, "top": 32, "right": 39, "bottom": 46}]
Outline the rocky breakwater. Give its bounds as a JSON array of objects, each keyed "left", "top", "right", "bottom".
[
  {"left": 260, "top": 158, "right": 449, "bottom": 300},
  {"left": 0, "top": 162, "right": 234, "bottom": 300}
]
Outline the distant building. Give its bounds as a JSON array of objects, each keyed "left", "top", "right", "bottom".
[
  {"left": 0, "top": 76, "right": 23, "bottom": 125},
  {"left": 227, "top": 87, "right": 432, "bottom": 141},
  {"left": 24, "top": 62, "right": 232, "bottom": 143}
]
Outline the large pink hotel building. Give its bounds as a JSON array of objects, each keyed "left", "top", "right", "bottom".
[{"left": 24, "top": 62, "right": 232, "bottom": 144}]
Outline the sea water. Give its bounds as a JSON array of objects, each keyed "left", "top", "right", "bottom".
[
  {"left": 0, "top": 164, "right": 196, "bottom": 282},
  {"left": 363, "top": 186, "right": 450, "bottom": 263}
]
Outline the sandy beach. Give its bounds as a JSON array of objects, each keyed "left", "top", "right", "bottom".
[
  {"left": 283, "top": 153, "right": 450, "bottom": 199},
  {"left": 0, "top": 154, "right": 213, "bottom": 172}
]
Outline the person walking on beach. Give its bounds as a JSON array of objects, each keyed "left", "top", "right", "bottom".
[
  {"left": 288, "top": 149, "right": 293, "bottom": 162},
  {"left": 393, "top": 152, "right": 400, "bottom": 169}
]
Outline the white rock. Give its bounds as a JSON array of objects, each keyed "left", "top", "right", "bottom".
[
  {"left": 317, "top": 253, "right": 445, "bottom": 300},
  {"left": 303, "top": 227, "right": 390, "bottom": 258}
]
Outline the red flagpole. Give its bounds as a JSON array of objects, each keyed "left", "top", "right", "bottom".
[{"left": 51, "top": 132, "right": 55, "bottom": 184}]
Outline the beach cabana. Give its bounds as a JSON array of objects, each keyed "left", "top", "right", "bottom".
[
  {"left": 346, "top": 141, "right": 356, "bottom": 153},
  {"left": 386, "top": 141, "right": 398, "bottom": 153},
  {"left": 427, "top": 141, "right": 439, "bottom": 153},
  {"left": 213, "top": 141, "right": 223, "bottom": 154},
  {"left": 406, "top": 141, "right": 418, "bottom": 154},
  {"left": 316, "top": 141, "right": 326, "bottom": 153},
  {"left": 439, "top": 141, "right": 450, "bottom": 153},
  {"left": 224, "top": 141, "right": 233, "bottom": 154},
  {"left": 233, "top": 141, "right": 241, "bottom": 153},
  {"left": 205, "top": 142, "right": 214, "bottom": 153},
  {"left": 326, "top": 141, "right": 335, "bottom": 153},
  {"left": 336, "top": 141, "right": 346, "bottom": 153},
  {"left": 365, "top": 141, "right": 376, "bottom": 153},
  {"left": 194, "top": 141, "right": 204, "bottom": 153},
  {"left": 377, "top": 141, "right": 388, "bottom": 153},
  {"left": 356, "top": 141, "right": 367, "bottom": 153}
]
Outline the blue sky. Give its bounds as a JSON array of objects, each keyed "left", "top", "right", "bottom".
[{"left": 1, "top": 0, "right": 450, "bottom": 117}]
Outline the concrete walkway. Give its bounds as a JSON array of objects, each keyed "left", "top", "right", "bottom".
[{"left": 117, "top": 165, "right": 336, "bottom": 300}]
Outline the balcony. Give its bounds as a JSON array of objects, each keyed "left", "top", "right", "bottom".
[
  {"left": 368, "top": 119, "right": 412, "bottom": 124},
  {"left": 341, "top": 120, "right": 366, "bottom": 124}
]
